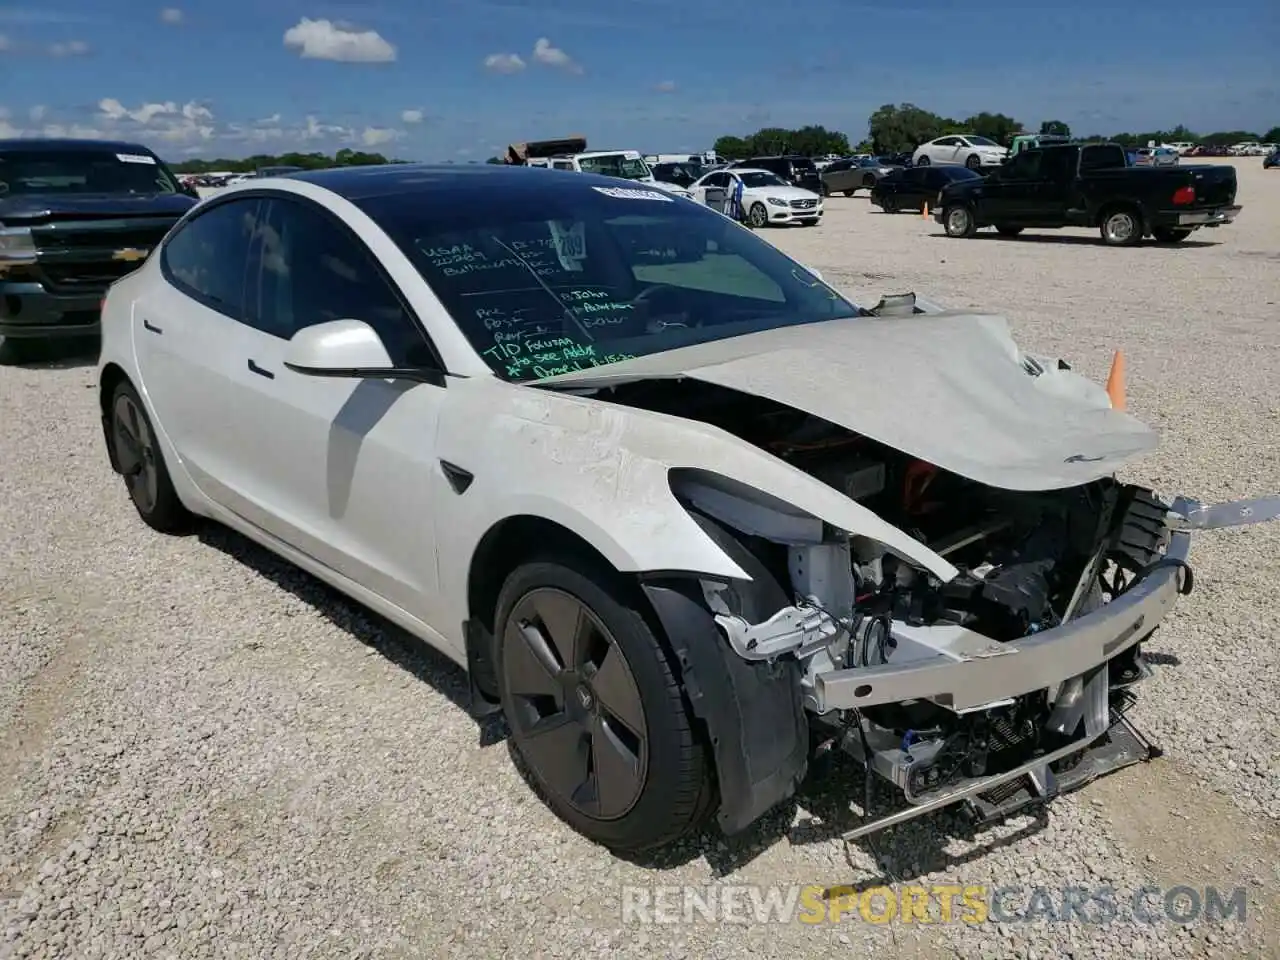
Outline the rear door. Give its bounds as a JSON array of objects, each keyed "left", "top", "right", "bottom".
[{"left": 135, "top": 197, "right": 261, "bottom": 497}]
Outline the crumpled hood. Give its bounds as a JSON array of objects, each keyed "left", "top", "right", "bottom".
[{"left": 538, "top": 311, "right": 1158, "bottom": 491}]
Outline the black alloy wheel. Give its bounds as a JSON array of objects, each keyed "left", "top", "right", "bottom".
[{"left": 501, "top": 587, "right": 649, "bottom": 822}]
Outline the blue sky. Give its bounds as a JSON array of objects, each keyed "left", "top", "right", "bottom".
[{"left": 0, "top": 0, "right": 1274, "bottom": 162}]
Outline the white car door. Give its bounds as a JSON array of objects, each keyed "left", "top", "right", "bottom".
[
  {"left": 941, "top": 137, "right": 966, "bottom": 165},
  {"left": 133, "top": 197, "right": 261, "bottom": 501},
  {"left": 221, "top": 194, "right": 449, "bottom": 627}
]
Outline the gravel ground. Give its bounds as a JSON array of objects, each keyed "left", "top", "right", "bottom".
[{"left": 2, "top": 158, "right": 1277, "bottom": 960}]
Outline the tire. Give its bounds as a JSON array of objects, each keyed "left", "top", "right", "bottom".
[
  {"left": 966, "top": 154, "right": 982, "bottom": 171},
  {"left": 1152, "top": 227, "right": 1192, "bottom": 243},
  {"left": 747, "top": 202, "right": 768, "bottom": 228},
  {"left": 842, "top": 189, "right": 854, "bottom": 197},
  {"left": 942, "top": 204, "right": 977, "bottom": 238},
  {"left": 109, "top": 379, "right": 192, "bottom": 533},
  {"left": 862, "top": 175, "right": 877, "bottom": 189},
  {"left": 820, "top": 181, "right": 831, "bottom": 197},
  {"left": 881, "top": 196, "right": 897, "bottom": 214},
  {"left": 0, "top": 337, "right": 38, "bottom": 365},
  {"left": 801, "top": 218, "right": 819, "bottom": 226},
  {"left": 995, "top": 225, "right": 1024, "bottom": 237},
  {"left": 494, "top": 555, "right": 715, "bottom": 852},
  {"left": 915, "top": 155, "right": 930, "bottom": 166},
  {"left": 1099, "top": 207, "right": 1143, "bottom": 246}
]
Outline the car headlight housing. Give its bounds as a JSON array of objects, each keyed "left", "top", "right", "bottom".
[
  {"left": 767, "top": 197, "right": 788, "bottom": 207},
  {"left": 0, "top": 227, "right": 37, "bottom": 266}
]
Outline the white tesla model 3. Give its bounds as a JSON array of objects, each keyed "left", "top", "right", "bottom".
[{"left": 98, "top": 164, "right": 1271, "bottom": 854}]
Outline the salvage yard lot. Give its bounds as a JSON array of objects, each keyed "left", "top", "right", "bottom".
[{"left": 2, "top": 159, "right": 1277, "bottom": 959}]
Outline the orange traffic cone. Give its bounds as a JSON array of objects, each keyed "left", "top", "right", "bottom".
[
  {"left": 1105, "top": 350, "right": 1126, "bottom": 410},
  {"left": 922, "top": 202, "right": 929, "bottom": 219}
]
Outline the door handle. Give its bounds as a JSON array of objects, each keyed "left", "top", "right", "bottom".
[
  {"left": 142, "top": 319, "right": 163, "bottom": 334},
  {"left": 247, "top": 358, "right": 275, "bottom": 380}
]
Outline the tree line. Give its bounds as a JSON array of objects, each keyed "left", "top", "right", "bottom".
[
  {"left": 170, "top": 147, "right": 401, "bottom": 173},
  {"left": 168, "top": 104, "right": 1276, "bottom": 169},
  {"left": 713, "top": 104, "right": 1279, "bottom": 158}
]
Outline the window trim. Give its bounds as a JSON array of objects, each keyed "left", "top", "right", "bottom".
[
  {"left": 162, "top": 188, "right": 448, "bottom": 375},
  {"left": 158, "top": 194, "right": 260, "bottom": 321}
]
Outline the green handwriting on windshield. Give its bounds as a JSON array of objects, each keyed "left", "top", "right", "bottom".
[{"left": 481, "top": 337, "right": 636, "bottom": 380}]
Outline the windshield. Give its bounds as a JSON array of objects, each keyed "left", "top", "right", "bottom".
[
  {"left": 964, "top": 136, "right": 1000, "bottom": 147},
  {"left": 359, "top": 186, "right": 864, "bottom": 382},
  {"left": 0, "top": 149, "right": 179, "bottom": 196},
  {"left": 577, "top": 154, "right": 651, "bottom": 180},
  {"left": 737, "top": 171, "right": 787, "bottom": 188}
]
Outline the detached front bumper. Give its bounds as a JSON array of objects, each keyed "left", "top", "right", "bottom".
[{"left": 812, "top": 530, "right": 1191, "bottom": 714}]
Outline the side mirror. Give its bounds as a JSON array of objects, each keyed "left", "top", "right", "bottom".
[{"left": 283, "top": 318, "right": 439, "bottom": 383}]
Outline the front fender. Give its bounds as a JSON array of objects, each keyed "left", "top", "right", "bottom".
[{"left": 433, "top": 378, "right": 959, "bottom": 642}]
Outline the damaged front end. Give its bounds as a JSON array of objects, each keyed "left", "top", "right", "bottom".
[{"left": 660, "top": 415, "right": 1278, "bottom": 840}]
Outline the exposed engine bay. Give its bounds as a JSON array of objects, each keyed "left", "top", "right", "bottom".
[{"left": 598, "top": 376, "right": 1195, "bottom": 835}]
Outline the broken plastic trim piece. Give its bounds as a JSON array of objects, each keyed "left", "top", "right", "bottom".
[{"left": 1167, "top": 494, "right": 1280, "bottom": 530}]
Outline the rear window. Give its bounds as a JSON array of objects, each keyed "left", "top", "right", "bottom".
[{"left": 0, "top": 149, "right": 180, "bottom": 196}]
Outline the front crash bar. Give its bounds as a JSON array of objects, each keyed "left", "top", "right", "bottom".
[
  {"left": 812, "top": 531, "right": 1192, "bottom": 713},
  {"left": 839, "top": 725, "right": 1105, "bottom": 842}
]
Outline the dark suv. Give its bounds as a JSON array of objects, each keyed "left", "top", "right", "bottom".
[
  {"left": 0, "top": 138, "right": 198, "bottom": 362},
  {"left": 728, "top": 155, "right": 822, "bottom": 194}
]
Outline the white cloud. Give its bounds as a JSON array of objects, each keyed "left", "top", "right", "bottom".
[
  {"left": 256, "top": 113, "right": 282, "bottom": 125},
  {"left": 283, "top": 18, "right": 396, "bottom": 63},
  {"left": 360, "top": 127, "right": 400, "bottom": 147},
  {"left": 654, "top": 80, "right": 677, "bottom": 93},
  {"left": 400, "top": 108, "right": 423, "bottom": 124},
  {"left": 483, "top": 52, "right": 525, "bottom": 74},
  {"left": 28, "top": 104, "right": 46, "bottom": 121},
  {"left": 160, "top": 8, "right": 182, "bottom": 24},
  {"left": 532, "top": 37, "right": 581, "bottom": 74},
  {"left": 48, "top": 39, "right": 89, "bottom": 56},
  {"left": 95, "top": 98, "right": 216, "bottom": 145}
]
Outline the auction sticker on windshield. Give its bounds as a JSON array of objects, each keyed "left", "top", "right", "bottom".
[
  {"left": 549, "top": 220, "right": 586, "bottom": 270},
  {"left": 591, "top": 186, "right": 673, "bottom": 202},
  {"left": 116, "top": 153, "right": 157, "bottom": 164}
]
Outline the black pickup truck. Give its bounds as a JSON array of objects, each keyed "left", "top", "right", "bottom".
[
  {"left": 933, "top": 142, "right": 1241, "bottom": 246},
  {"left": 0, "top": 138, "right": 199, "bottom": 361}
]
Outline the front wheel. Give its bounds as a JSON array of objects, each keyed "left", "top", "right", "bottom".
[
  {"left": 881, "top": 196, "right": 897, "bottom": 213},
  {"left": 1152, "top": 227, "right": 1192, "bottom": 243},
  {"left": 748, "top": 203, "right": 769, "bottom": 228},
  {"left": 966, "top": 154, "right": 982, "bottom": 170},
  {"left": 915, "top": 155, "right": 930, "bottom": 167},
  {"left": 110, "top": 380, "right": 192, "bottom": 533},
  {"left": 495, "top": 557, "right": 715, "bottom": 852},
  {"left": 942, "top": 204, "right": 977, "bottom": 238}
]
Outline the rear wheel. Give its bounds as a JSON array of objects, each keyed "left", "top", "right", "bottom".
[
  {"left": 1152, "top": 227, "right": 1192, "bottom": 243},
  {"left": 1099, "top": 207, "right": 1143, "bottom": 246},
  {"left": 881, "top": 196, "right": 897, "bottom": 213},
  {"left": 110, "top": 380, "right": 192, "bottom": 533},
  {"left": 862, "top": 175, "right": 877, "bottom": 189},
  {"left": 916, "top": 155, "right": 931, "bottom": 166},
  {"left": 842, "top": 189, "right": 855, "bottom": 197},
  {"left": 495, "top": 556, "right": 715, "bottom": 852}
]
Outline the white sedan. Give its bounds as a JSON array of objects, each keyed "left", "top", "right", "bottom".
[
  {"left": 98, "top": 163, "right": 1275, "bottom": 855},
  {"left": 912, "top": 134, "right": 1009, "bottom": 170},
  {"left": 688, "top": 167, "right": 823, "bottom": 227}
]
